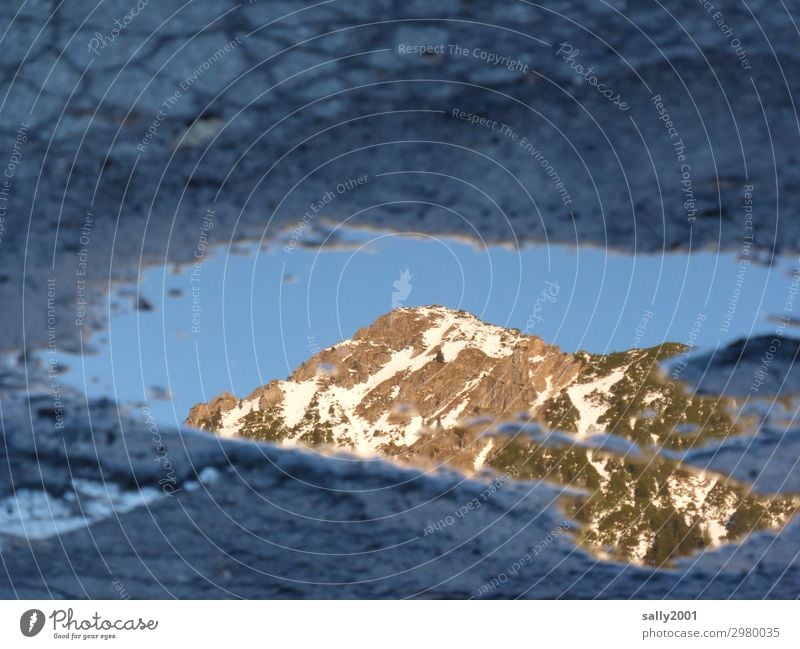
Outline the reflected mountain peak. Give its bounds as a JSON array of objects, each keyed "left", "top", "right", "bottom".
[{"left": 186, "top": 306, "right": 799, "bottom": 566}]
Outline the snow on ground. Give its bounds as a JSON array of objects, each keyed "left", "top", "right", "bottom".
[
  {"left": 631, "top": 532, "right": 655, "bottom": 563},
  {"left": 473, "top": 439, "right": 495, "bottom": 471},
  {"left": 440, "top": 399, "right": 469, "bottom": 429},
  {"left": 588, "top": 452, "right": 610, "bottom": 482},
  {"left": 704, "top": 494, "right": 738, "bottom": 547},
  {"left": 667, "top": 472, "right": 717, "bottom": 517},
  {"left": 530, "top": 376, "right": 554, "bottom": 412},
  {"left": 419, "top": 306, "right": 523, "bottom": 360},
  {"left": 280, "top": 379, "right": 319, "bottom": 428},
  {"left": 0, "top": 480, "right": 161, "bottom": 541},
  {"left": 217, "top": 398, "right": 257, "bottom": 437}
]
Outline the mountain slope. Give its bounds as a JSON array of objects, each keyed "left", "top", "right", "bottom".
[{"left": 186, "top": 306, "right": 798, "bottom": 566}]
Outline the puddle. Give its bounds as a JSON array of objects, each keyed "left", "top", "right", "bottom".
[
  {"left": 41, "top": 229, "right": 800, "bottom": 427},
  {"left": 0, "top": 480, "right": 162, "bottom": 542},
  {"left": 27, "top": 228, "right": 800, "bottom": 566}
]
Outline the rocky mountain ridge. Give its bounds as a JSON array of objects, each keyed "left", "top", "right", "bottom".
[{"left": 187, "top": 305, "right": 739, "bottom": 460}]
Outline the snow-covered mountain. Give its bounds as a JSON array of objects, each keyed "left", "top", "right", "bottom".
[
  {"left": 187, "top": 305, "right": 737, "bottom": 457},
  {"left": 189, "top": 306, "right": 570, "bottom": 451}
]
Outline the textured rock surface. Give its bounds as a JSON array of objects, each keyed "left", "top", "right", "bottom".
[
  {"left": 1, "top": 0, "right": 800, "bottom": 354},
  {"left": 682, "top": 335, "right": 800, "bottom": 396}
]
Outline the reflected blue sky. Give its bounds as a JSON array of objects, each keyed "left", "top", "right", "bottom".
[{"left": 48, "top": 231, "right": 800, "bottom": 426}]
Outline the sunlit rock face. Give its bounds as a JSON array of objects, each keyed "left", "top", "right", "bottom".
[
  {"left": 189, "top": 305, "right": 575, "bottom": 451},
  {"left": 187, "top": 305, "right": 740, "bottom": 451},
  {"left": 187, "top": 305, "right": 799, "bottom": 566}
]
